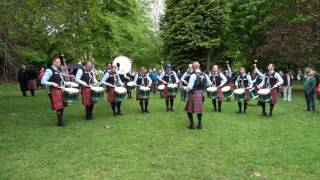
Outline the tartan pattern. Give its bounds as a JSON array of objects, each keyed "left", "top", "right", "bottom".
[
  {"left": 162, "top": 85, "right": 176, "bottom": 99},
  {"left": 244, "top": 89, "right": 250, "bottom": 102},
  {"left": 185, "top": 92, "right": 204, "bottom": 113},
  {"left": 107, "top": 87, "right": 116, "bottom": 103},
  {"left": 270, "top": 88, "right": 278, "bottom": 104},
  {"left": 215, "top": 87, "right": 224, "bottom": 101},
  {"left": 50, "top": 89, "right": 64, "bottom": 110},
  {"left": 28, "top": 80, "right": 37, "bottom": 90},
  {"left": 81, "top": 87, "right": 93, "bottom": 106},
  {"left": 136, "top": 88, "right": 141, "bottom": 101}
]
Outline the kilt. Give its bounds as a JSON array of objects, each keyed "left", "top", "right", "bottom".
[
  {"left": 162, "top": 85, "right": 176, "bottom": 99},
  {"left": 185, "top": 92, "right": 204, "bottom": 113},
  {"left": 136, "top": 88, "right": 142, "bottom": 101},
  {"left": 81, "top": 87, "right": 93, "bottom": 106},
  {"left": 215, "top": 87, "right": 223, "bottom": 101},
  {"left": 28, "top": 80, "right": 37, "bottom": 90},
  {"left": 270, "top": 89, "right": 278, "bottom": 104},
  {"left": 107, "top": 87, "right": 116, "bottom": 103},
  {"left": 244, "top": 88, "right": 250, "bottom": 102},
  {"left": 49, "top": 89, "right": 65, "bottom": 110}
]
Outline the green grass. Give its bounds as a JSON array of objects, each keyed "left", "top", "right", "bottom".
[{"left": 0, "top": 83, "right": 319, "bottom": 179}]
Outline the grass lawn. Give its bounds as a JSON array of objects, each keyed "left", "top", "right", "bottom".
[{"left": 0, "top": 82, "right": 319, "bottom": 179}]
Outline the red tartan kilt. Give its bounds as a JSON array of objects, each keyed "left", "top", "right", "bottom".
[
  {"left": 270, "top": 89, "right": 278, "bottom": 104},
  {"left": 50, "top": 89, "right": 64, "bottom": 110},
  {"left": 107, "top": 87, "right": 116, "bottom": 103},
  {"left": 163, "top": 85, "right": 176, "bottom": 99},
  {"left": 136, "top": 88, "right": 141, "bottom": 101},
  {"left": 81, "top": 87, "right": 93, "bottom": 106},
  {"left": 185, "top": 92, "right": 204, "bottom": 113},
  {"left": 244, "top": 89, "right": 250, "bottom": 102},
  {"left": 217, "top": 87, "right": 223, "bottom": 101},
  {"left": 28, "top": 80, "right": 37, "bottom": 90}
]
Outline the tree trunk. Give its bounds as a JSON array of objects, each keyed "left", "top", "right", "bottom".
[{"left": 207, "top": 48, "right": 214, "bottom": 71}]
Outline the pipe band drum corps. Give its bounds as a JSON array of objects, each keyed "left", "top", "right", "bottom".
[
  {"left": 222, "top": 86, "right": 232, "bottom": 98},
  {"left": 258, "top": 88, "right": 271, "bottom": 103},
  {"left": 91, "top": 86, "right": 104, "bottom": 102},
  {"left": 115, "top": 87, "right": 127, "bottom": 101},
  {"left": 234, "top": 88, "right": 245, "bottom": 101},
  {"left": 207, "top": 86, "right": 217, "bottom": 99},
  {"left": 127, "top": 81, "right": 136, "bottom": 91},
  {"left": 139, "top": 86, "right": 151, "bottom": 100},
  {"left": 63, "top": 87, "right": 80, "bottom": 103},
  {"left": 167, "top": 83, "right": 178, "bottom": 96}
]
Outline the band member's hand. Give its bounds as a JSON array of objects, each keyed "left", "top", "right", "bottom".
[
  {"left": 83, "top": 83, "right": 89, "bottom": 87},
  {"left": 52, "top": 83, "right": 59, "bottom": 87}
]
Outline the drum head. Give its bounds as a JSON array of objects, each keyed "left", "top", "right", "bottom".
[
  {"left": 64, "top": 82, "right": 79, "bottom": 87},
  {"left": 115, "top": 87, "right": 127, "bottom": 94},
  {"left": 64, "top": 88, "right": 79, "bottom": 94},
  {"left": 91, "top": 86, "right": 104, "bottom": 92},
  {"left": 168, "top": 83, "right": 178, "bottom": 88},
  {"left": 140, "top": 86, "right": 150, "bottom": 91},
  {"left": 207, "top": 87, "right": 217, "bottom": 92},
  {"left": 234, "top": 88, "right": 245, "bottom": 95},
  {"left": 158, "top": 84, "right": 165, "bottom": 90},
  {"left": 258, "top": 88, "right": 271, "bottom": 95},
  {"left": 222, "top": 86, "right": 231, "bottom": 92},
  {"left": 127, "top": 81, "right": 135, "bottom": 87}
]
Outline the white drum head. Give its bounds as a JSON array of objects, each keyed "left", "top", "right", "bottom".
[
  {"left": 258, "top": 88, "right": 271, "bottom": 95},
  {"left": 91, "top": 86, "right": 104, "bottom": 92},
  {"left": 207, "top": 87, "right": 217, "bottom": 92},
  {"left": 168, "top": 83, "right": 178, "bottom": 88},
  {"left": 140, "top": 86, "right": 150, "bottom": 91},
  {"left": 64, "top": 81, "right": 79, "bottom": 87},
  {"left": 158, "top": 84, "right": 165, "bottom": 90},
  {"left": 115, "top": 87, "right": 127, "bottom": 94},
  {"left": 64, "top": 88, "right": 79, "bottom": 94},
  {"left": 222, "top": 86, "right": 231, "bottom": 92},
  {"left": 127, "top": 81, "right": 135, "bottom": 87},
  {"left": 234, "top": 88, "right": 245, "bottom": 95}
]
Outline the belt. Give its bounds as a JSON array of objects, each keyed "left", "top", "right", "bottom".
[{"left": 190, "top": 90, "right": 203, "bottom": 94}]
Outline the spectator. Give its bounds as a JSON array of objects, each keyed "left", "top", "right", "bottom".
[
  {"left": 38, "top": 68, "right": 45, "bottom": 89},
  {"left": 17, "top": 65, "right": 28, "bottom": 97},
  {"left": 304, "top": 69, "right": 316, "bottom": 112},
  {"left": 26, "top": 64, "right": 38, "bottom": 96},
  {"left": 149, "top": 68, "right": 159, "bottom": 95}
]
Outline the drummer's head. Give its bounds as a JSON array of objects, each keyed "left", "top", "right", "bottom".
[
  {"left": 192, "top": 61, "right": 200, "bottom": 71},
  {"left": 84, "top": 61, "right": 93, "bottom": 70},
  {"left": 212, "top": 65, "right": 219, "bottom": 72},
  {"left": 268, "top": 63, "right": 275, "bottom": 71},
  {"left": 240, "top": 67, "right": 246, "bottom": 74},
  {"left": 51, "top": 57, "right": 61, "bottom": 68},
  {"left": 139, "top": 67, "right": 146, "bottom": 74},
  {"left": 165, "top": 64, "right": 172, "bottom": 72},
  {"left": 188, "top": 64, "right": 193, "bottom": 72},
  {"left": 111, "top": 65, "right": 117, "bottom": 72}
]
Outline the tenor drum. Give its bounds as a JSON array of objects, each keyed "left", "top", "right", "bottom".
[
  {"left": 115, "top": 87, "right": 127, "bottom": 101},
  {"left": 91, "top": 86, "right": 104, "bottom": 102},
  {"left": 207, "top": 87, "right": 217, "bottom": 99},
  {"left": 167, "top": 83, "right": 178, "bottom": 96},
  {"left": 258, "top": 88, "right": 271, "bottom": 103},
  {"left": 249, "top": 88, "right": 259, "bottom": 99},
  {"left": 233, "top": 88, "right": 245, "bottom": 101},
  {"left": 158, "top": 84, "right": 165, "bottom": 97},
  {"left": 139, "top": 86, "right": 150, "bottom": 100},
  {"left": 127, "top": 81, "right": 135, "bottom": 91},
  {"left": 63, "top": 88, "right": 79, "bottom": 103},
  {"left": 222, "top": 86, "right": 232, "bottom": 98},
  {"left": 64, "top": 81, "right": 79, "bottom": 88},
  {"left": 180, "top": 87, "right": 189, "bottom": 102}
]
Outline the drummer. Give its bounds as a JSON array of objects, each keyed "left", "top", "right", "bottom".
[
  {"left": 134, "top": 67, "right": 152, "bottom": 113},
  {"left": 126, "top": 71, "right": 135, "bottom": 99},
  {"left": 183, "top": 61, "right": 211, "bottom": 129},
  {"left": 100, "top": 65, "right": 124, "bottom": 116},
  {"left": 159, "top": 64, "right": 179, "bottom": 112},
  {"left": 119, "top": 72, "right": 131, "bottom": 98},
  {"left": 75, "top": 61, "right": 99, "bottom": 120},
  {"left": 208, "top": 65, "right": 227, "bottom": 112},
  {"left": 41, "top": 57, "right": 73, "bottom": 127},
  {"left": 254, "top": 63, "right": 283, "bottom": 116},
  {"left": 181, "top": 64, "right": 193, "bottom": 86},
  {"left": 225, "top": 63, "right": 234, "bottom": 101},
  {"left": 235, "top": 67, "right": 253, "bottom": 114}
]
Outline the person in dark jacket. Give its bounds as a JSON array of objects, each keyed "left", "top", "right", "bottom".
[
  {"left": 26, "top": 65, "right": 38, "bottom": 96},
  {"left": 304, "top": 69, "right": 317, "bottom": 112},
  {"left": 18, "top": 65, "right": 28, "bottom": 96}
]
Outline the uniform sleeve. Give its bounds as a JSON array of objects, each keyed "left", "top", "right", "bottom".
[
  {"left": 133, "top": 74, "right": 138, "bottom": 85},
  {"left": 75, "top": 69, "right": 87, "bottom": 86},
  {"left": 41, "top": 69, "right": 53, "bottom": 86},
  {"left": 259, "top": 76, "right": 266, "bottom": 88},
  {"left": 117, "top": 74, "right": 123, "bottom": 86},
  {"left": 275, "top": 72, "right": 284, "bottom": 87},
  {"left": 185, "top": 74, "right": 196, "bottom": 91},
  {"left": 219, "top": 72, "right": 227, "bottom": 87},
  {"left": 92, "top": 72, "right": 98, "bottom": 84},
  {"left": 205, "top": 74, "right": 212, "bottom": 86},
  {"left": 100, "top": 73, "right": 110, "bottom": 86},
  {"left": 181, "top": 72, "right": 187, "bottom": 81},
  {"left": 159, "top": 72, "right": 164, "bottom": 81},
  {"left": 173, "top": 71, "right": 179, "bottom": 83},
  {"left": 147, "top": 75, "right": 152, "bottom": 86},
  {"left": 255, "top": 67, "right": 265, "bottom": 77},
  {"left": 235, "top": 76, "right": 240, "bottom": 88},
  {"left": 247, "top": 75, "right": 253, "bottom": 88}
]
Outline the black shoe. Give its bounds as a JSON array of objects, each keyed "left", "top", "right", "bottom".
[
  {"left": 236, "top": 111, "right": 242, "bottom": 113},
  {"left": 117, "top": 112, "right": 122, "bottom": 116},
  {"left": 57, "top": 121, "right": 65, "bottom": 127},
  {"left": 166, "top": 109, "right": 170, "bottom": 112},
  {"left": 213, "top": 109, "right": 217, "bottom": 112},
  {"left": 145, "top": 110, "right": 150, "bottom": 113},
  {"left": 188, "top": 125, "right": 195, "bottom": 129},
  {"left": 113, "top": 112, "right": 117, "bottom": 116},
  {"left": 218, "top": 109, "right": 222, "bottom": 112},
  {"left": 170, "top": 108, "right": 174, "bottom": 112},
  {"left": 261, "top": 112, "right": 267, "bottom": 116},
  {"left": 197, "top": 124, "right": 202, "bottom": 129}
]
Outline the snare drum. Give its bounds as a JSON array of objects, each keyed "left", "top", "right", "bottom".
[
  {"left": 158, "top": 84, "right": 165, "bottom": 97},
  {"left": 115, "top": 87, "right": 127, "bottom": 101},
  {"left": 207, "top": 87, "right": 217, "bottom": 99},
  {"left": 258, "top": 88, "right": 271, "bottom": 103},
  {"left": 222, "top": 86, "right": 232, "bottom": 98},
  {"left": 233, "top": 88, "right": 245, "bottom": 101},
  {"left": 64, "top": 81, "right": 79, "bottom": 88},
  {"left": 249, "top": 88, "right": 259, "bottom": 99},
  {"left": 91, "top": 86, "right": 104, "bottom": 102},
  {"left": 180, "top": 87, "right": 189, "bottom": 102},
  {"left": 127, "top": 81, "right": 135, "bottom": 91},
  {"left": 139, "top": 86, "right": 150, "bottom": 100},
  {"left": 63, "top": 88, "right": 79, "bottom": 103},
  {"left": 168, "top": 83, "right": 178, "bottom": 96}
]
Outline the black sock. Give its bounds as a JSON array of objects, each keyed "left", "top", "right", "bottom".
[
  {"left": 187, "top": 113, "right": 194, "bottom": 128},
  {"left": 244, "top": 102, "right": 248, "bottom": 113},
  {"left": 117, "top": 101, "right": 121, "bottom": 114},
  {"left": 90, "top": 104, "right": 94, "bottom": 117},
  {"left": 218, "top": 101, "right": 222, "bottom": 111},
  {"left": 197, "top": 113, "right": 202, "bottom": 128},
  {"left": 140, "top": 100, "right": 144, "bottom": 111},
  {"left": 261, "top": 102, "right": 266, "bottom": 114},
  {"left": 111, "top": 102, "right": 116, "bottom": 114},
  {"left": 165, "top": 100, "right": 169, "bottom": 110},
  {"left": 238, "top": 102, "right": 242, "bottom": 112},
  {"left": 22, "top": 91, "right": 26, "bottom": 96},
  {"left": 144, "top": 100, "right": 149, "bottom": 112},
  {"left": 270, "top": 104, "right": 274, "bottom": 115},
  {"left": 31, "top": 90, "right": 35, "bottom": 96},
  {"left": 85, "top": 105, "right": 90, "bottom": 118},
  {"left": 170, "top": 98, "right": 174, "bottom": 109},
  {"left": 57, "top": 109, "right": 64, "bottom": 126},
  {"left": 212, "top": 99, "right": 217, "bottom": 110}
]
